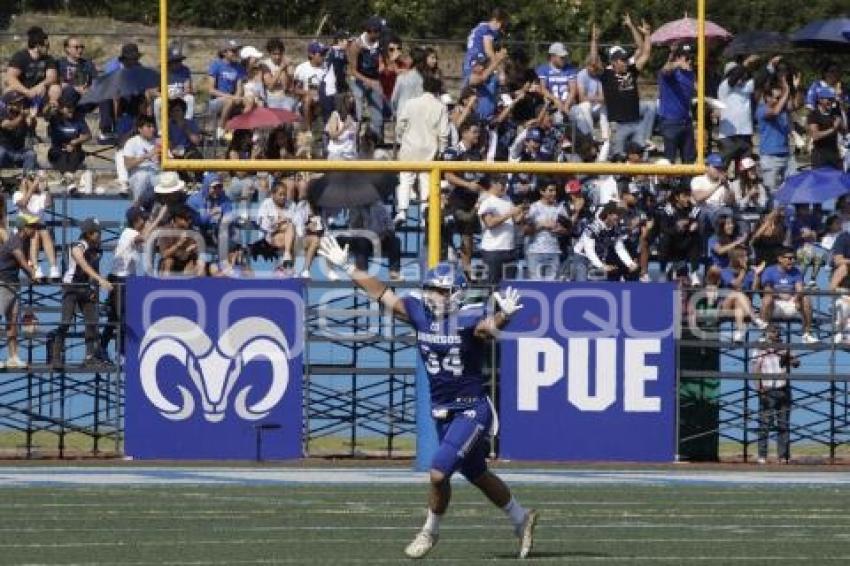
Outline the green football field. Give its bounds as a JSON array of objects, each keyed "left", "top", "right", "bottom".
[{"left": 2, "top": 474, "right": 850, "bottom": 565}]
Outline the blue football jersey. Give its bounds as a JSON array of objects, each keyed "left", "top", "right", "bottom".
[
  {"left": 402, "top": 294, "right": 488, "bottom": 408},
  {"left": 463, "top": 22, "right": 501, "bottom": 74},
  {"left": 536, "top": 63, "right": 578, "bottom": 102}
]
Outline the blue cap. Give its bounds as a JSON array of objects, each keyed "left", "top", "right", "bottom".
[
  {"left": 816, "top": 86, "right": 837, "bottom": 100},
  {"left": 308, "top": 41, "right": 327, "bottom": 55},
  {"left": 706, "top": 153, "right": 724, "bottom": 168}
]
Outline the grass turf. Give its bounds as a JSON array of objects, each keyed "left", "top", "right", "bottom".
[{"left": 0, "top": 482, "right": 849, "bottom": 564}]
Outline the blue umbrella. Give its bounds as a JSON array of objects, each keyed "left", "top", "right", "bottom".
[
  {"left": 791, "top": 17, "right": 850, "bottom": 53},
  {"left": 723, "top": 31, "right": 791, "bottom": 57},
  {"left": 79, "top": 65, "right": 161, "bottom": 105},
  {"left": 774, "top": 168, "right": 850, "bottom": 205}
]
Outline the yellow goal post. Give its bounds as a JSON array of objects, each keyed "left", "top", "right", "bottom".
[{"left": 158, "top": 0, "right": 708, "bottom": 267}]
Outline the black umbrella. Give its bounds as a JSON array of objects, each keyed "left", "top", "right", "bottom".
[
  {"left": 723, "top": 31, "right": 791, "bottom": 57},
  {"left": 791, "top": 17, "right": 850, "bottom": 53},
  {"left": 79, "top": 65, "right": 161, "bottom": 105},
  {"left": 307, "top": 172, "right": 397, "bottom": 209}
]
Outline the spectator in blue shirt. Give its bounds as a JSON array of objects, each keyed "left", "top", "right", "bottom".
[
  {"left": 708, "top": 215, "right": 747, "bottom": 269},
  {"left": 658, "top": 43, "right": 696, "bottom": 163},
  {"left": 755, "top": 75, "right": 796, "bottom": 196},
  {"left": 188, "top": 172, "right": 234, "bottom": 247},
  {"left": 804, "top": 60, "right": 841, "bottom": 111},
  {"left": 466, "top": 51, "right": 506, "bottom": 123},
  {"left": 462, "top": 8, "right": 508, "bottom": 77},
  {"left": 47, "top": 88, "right": 90, "bottom": 179},
  {"left": 702, "top": 245, "right": 767, "bottom": 342},
  {"left": 207, "top": 39, "right": 246, "bottom": 139},
  {"left": 167, "top": 98, "right": 201, "bottom": 159},
  {"left": 536, "top": 42, "right": 577, "bottom": 116},
  {"left": 759, "top": 246, "right": 816, "bottom": 343}
]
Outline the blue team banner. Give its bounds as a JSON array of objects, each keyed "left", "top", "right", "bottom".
[
  {"left": 499, "top": 282, "right": 676, "bottom": 462},
  {"left": 125, "top": 277, "right": 304, "bottom": 460}
]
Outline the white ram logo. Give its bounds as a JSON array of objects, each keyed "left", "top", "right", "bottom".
[{"left": 139, "top": 316, "right": 290, "bottom": 422}]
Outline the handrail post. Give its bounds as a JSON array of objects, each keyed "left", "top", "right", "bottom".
[{"left": 427, "top": 166, "right": 441, "bottom": 268}]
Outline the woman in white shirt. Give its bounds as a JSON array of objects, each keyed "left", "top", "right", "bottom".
[
  {"left": 255, "top": 180, "right": 296, "bottom": 274},
  {"left": 478, "top": 177, "right": 526, "bottom": 284},
  {"left": 12, "top": 173, "right": 58, "bottom": 281},
  {"left": 325, "top": 93, "right": 358, "bottom": 160},
  {"left": 730, "top": 157, "right": 768, "bottom": 211}
]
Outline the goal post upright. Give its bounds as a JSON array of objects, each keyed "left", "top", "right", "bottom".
[{"left": 157, "top": 0, "right": 708, "bottom": 467}]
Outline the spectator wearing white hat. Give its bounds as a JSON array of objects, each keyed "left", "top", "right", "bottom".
[
  {"left": 730, "top": 157, "right": 768, "bottom": 211},
  {"left": 536, "top": 41, "right": 578, "bottom": 116},
  {"left": 240, "top": 45, "right": 268, "bottom": 113}
]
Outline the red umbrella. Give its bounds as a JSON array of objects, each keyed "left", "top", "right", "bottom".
[
  {"left": 650, "top": 16, "right": 732, "bottom": 45},
  {"left": 226, "top": 107, "right": 301, "bottom": 130}
]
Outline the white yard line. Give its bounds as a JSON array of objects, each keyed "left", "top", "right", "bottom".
[{"left": 1, "top": 467, "right": 850, "bottom": 487}]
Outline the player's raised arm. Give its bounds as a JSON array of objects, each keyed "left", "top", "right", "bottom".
[
  {"left": 475, "top": 286, "right": 523, "bottom": 338},
  {"left": 318, "top": 235, "right": 409, "bottom": 320}
]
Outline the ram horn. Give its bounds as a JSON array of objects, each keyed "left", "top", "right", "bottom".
[
  {"left": 218, "top": 317, "right": 291, "bottom": 421},
  {"left": 139, "top": 317, "right": 213, "bottom": 421}
]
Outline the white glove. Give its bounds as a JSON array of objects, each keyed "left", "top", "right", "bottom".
[
  {"left": 493, "top": 286, "right": 523, "bottom": 317},
  {"left": 318, "top": 235, "right": 355, "bottom": 275}
]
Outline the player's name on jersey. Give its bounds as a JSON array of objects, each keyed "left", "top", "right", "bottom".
[{"left": 417, "top": 331, "right": 463, "bottom": 345}]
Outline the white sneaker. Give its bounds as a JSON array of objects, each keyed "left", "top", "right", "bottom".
[
  {"left": 282, "top": 251, "right": 293, "bottom": 262},
  {"left": 4, "top": 356, "right": 26, "bottom": 369},
  {"left": 216, "top": 126, "right": 226, "bottom": 140},
  {"left": 802, "top": 332, "right": 818, "bottom": 344},
  {"left": 49, "top": 265, "right": 60, "bottom": 280},
  {"left": 300, "top": 269, "right": 311, "bottom": 279},
  {"left": 94, "top": 185, "right": 108, "bottom": 195},
  {"left": 834, "top": 332, "right": 844, "bottom": 345},
  {"left": 518, "top": 509, "right": 539, "bottom": 559},
  {"left": 752, "top": 317, "right": 768, "bottom": 330},
  {"left": 689, "top": 273, "right": 701, "bottom": 287},
  {"left": 33, "top": 266, "right": 44, "bottom": 281},
  {"left": 393, "top": 210, "right": 407, "bottom": 225},
  {"left": 404, "top": 530, "right": 438, "bottom": 559},
  {"left": 639, "top": 273, "right": 651, "bottom": 283},
  {"left": 732, "top": 329, "right": 746, "bottom": 343}
]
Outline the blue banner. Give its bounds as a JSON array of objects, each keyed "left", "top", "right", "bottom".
[
  {"left": 125, "top": 277, "right": 304, "bottom": 460},
  {"left": 499, "top": 282, "right": 676, "bottom": 462}
]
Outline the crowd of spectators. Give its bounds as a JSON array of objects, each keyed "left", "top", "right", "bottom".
[{"left": 0, "top": 11, "right": 849, "bottom": 365}]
